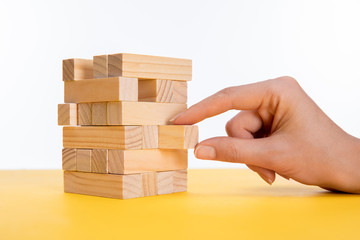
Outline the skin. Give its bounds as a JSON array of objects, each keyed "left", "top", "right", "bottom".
[{"left": 172, "top": 76, "right": 360, "bottom": 193}]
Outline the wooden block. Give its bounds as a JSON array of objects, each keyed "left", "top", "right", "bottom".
[
  {"left": 142, "top": 125, "right": 158, "bottom": 149},
  {"left": 108, "top": 53, "right": 192, "bottom": 81},
  {"left": 76, "top": 149, "right": 92, "bottom": 172},
  {"left": 158, "top": 125, "right": 198, "bottom": 149},
  {"left": 138, "top": 79, "right": 187, "bottom": 103},
  {"left": 141, "top": 172, "right": 157, "bottom": 197},
  {"left": 92, "top": 103, "right": 107, "bottom": 125},
  {"left": 93, "top": 55, "right": 108, "bottom": 78},
  {"left": 64, "top": 171, "right": 142, "bottom": 199},
  {"left": 173, "top": 170, "right": 187, "bottom": 193},
  {"left": 62, "top": 148, "right": 76, "bottom": 171},
  {"left": 63, "top": 58, "right": 93, "bottom": 81},
  {"left": 107, "top": 101, "right": 187, "bottom": 125},
  {"left": 58, "top": 103, "right": 77, "bottom": 126},
  {"left": 108, "top": 149, "right": 187, "bottom": 174},
  {"left": 172, "top": 81, "right": 187, "bottom": 103},
  {"left": 64, "top": 77, "right": 138, "bottom": 103},
  {"left": 78, "top": 103, "right": 92, "bottom": 125},
  {"left": 63, "top": 126, "right": 142, "bottom": 149},
  {"left": 91, "top": 149, "right": 107, "bottom": 173},
  {"left": 157, "top": 171, "right": 173, "bottom": 195}
]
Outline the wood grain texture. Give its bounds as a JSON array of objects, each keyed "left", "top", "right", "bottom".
[
  {"left": 157, "top": 171, "right": 173, "bottom": 195},
  {"left": 62, "top": 148, "right": 76, "bottom": 171},
  {"left": 184, "top": 125, "right": 199, "bottom": 149},
  {"left": 63, "top": 126, "right": 142, "bottom": 149},
  {"left": 158, "top": 125, "right": 198, "bottom": 149},
  {"left": 76, "top": 149, "right": 91, "bottom": 172},
  {"left": 93, "top": 55, "right": 108, "bottom": 78},
  {"left": 138, "top": 80, "right": 187, "bottom": 103},
  {"left": 63, "top": 59, "right": 93, "bottom": 81},
  {"left": 142, "top": 172, "right": 157, "bottom": 197},
  {"left": 108, "top": 149, "right": 187, "bottom": 174},
  {"left": 173, "top": 169, "right": 187, "bottom": 193},
  {"left": 58, "top": 103, "right": 77, "bottom": 126},
  {"left": 108, "top": 53, "right": 192, "bottom": 81},
  {"left": 172, "top": 81, "right": 187, "bottom": 103},
  {"left": 92, "top": 103, "right": 107, "bottom": 125},
  {"left": 64, "top": 171, "right": 142, "bottom": 199},
  {"left": 64, "top": 77, "right": 138, "bottom": 103},
  {"left": 91, "top": 149, "right": 108, "bottom": 173},
  {"left": 142, "top": 125, "right": 158, "bottom": 149},
  {"left": 78, "top": 103, "right": 92, "bottom": 125},
  {"left": 107, "top": 101, "right": 187, "bottom": 125}
]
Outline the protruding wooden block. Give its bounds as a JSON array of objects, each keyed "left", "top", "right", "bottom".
[
  {"left": 78, "top": 103, "right": 92, "bottom": 125},
  {"left": 64, "top": 77, "right": 138, "bottom": 103},
  {"left": 58, "top": 104, "right": 77, "bottom": 126},
  {"left": 62, "top": 148, "right": 76, "bottom": 171},
  {"left": 157, "top": 171, "right": 173, "bottom": 195},
  {"left": 93, "top": 55, "right": 108, "bottom": 78},
  {"left": 158, "top": 125, "right": 198, "bottom": 149},
  {"left": 138, "top": 80, "right": 187, "bottom": 103},
  {"left": 108, "top": 149, "right": 187, "bottom": 174},
  {"left": 107, "top": 101, "right": 187, "bottom": 125},
  {"left": 64, "top": 171, "right": 142, "bottom": 199},
  {"left": 108, "top": 53, "right": 192, "bottom": 81},
  {"left": 173, "top": 170, "right": 187, "bottom": 193},
  {"left": 141, "top": 172, "right": 157, "bottom": 197},
  {"left": 63, "top": 126, "right": 142, "bottom": 149},
  {"left": 142, "top": 125, "right": 158, "bottom": 149},
  {"left": 172, "top": 81, "right": 187, "bottom": 103},
  {"left": 76, "top": 149, "right": 91, "bottom": 172},
  {"left": 63, "top": 59, "right": 93, "bottom": 81},
  {"left": 92, "top": 103, "right": 107, "bottom": 125},
  {"left": 91, "top": 149, "right": 107, "bottom": 173}
]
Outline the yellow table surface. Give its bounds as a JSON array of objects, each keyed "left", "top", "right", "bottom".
[{"left": 1, "top": 169, "right": 359, "bottom": 240}]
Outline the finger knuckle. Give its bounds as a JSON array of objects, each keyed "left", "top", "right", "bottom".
[
  {"left": 217, "top": 87, "right": 233, "bottom": 99},
  {"left": 225, "top": 119, "right": 236, "bottom": 135},
  {"left": 227, "top": 141, "right": 243, "bottom": 163}
]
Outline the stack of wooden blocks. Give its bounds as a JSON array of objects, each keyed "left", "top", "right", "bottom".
[{"left": 58, "top": 53, "right": 197, "bottom": 199}]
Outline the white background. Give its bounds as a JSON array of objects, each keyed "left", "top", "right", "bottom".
[{"left": 1, "top": 0, "right": 360, "bottom": 169}]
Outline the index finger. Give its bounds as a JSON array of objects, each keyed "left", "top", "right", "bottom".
[{"left": 173, "top": 80, "right": 270, "bottom": 125}]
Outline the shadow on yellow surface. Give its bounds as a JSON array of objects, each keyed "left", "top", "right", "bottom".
[{"left": 0, "top": 169, "right": 359, "bottom": 240}]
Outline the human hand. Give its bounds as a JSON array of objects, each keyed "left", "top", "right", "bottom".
[{"left": 172, "top": 77, "right": 360, "bottom": 193}]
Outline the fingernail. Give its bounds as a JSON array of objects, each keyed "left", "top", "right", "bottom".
[
  {"left": 169, "top": 111, "right": 185, "bottom": 123},
  {"left": 258, "top": 174, "right": 274, "bottom": 185},
  {"left": 194, "top": 145, "right": 216, "bottom": 159},
  {"left": 266, "top": 177, "right": 274, "bottom": 185}
]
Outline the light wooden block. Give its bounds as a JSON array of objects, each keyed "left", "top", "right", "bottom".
[
  {"left": 141, "top": 172, "right": 157, "bottom": 197},
  {"left": 64, "top": 77, "right": 138, "bottom": 103},
  {"left": 64, "top": 171, "right": 142, "bottom": 199},
  {"left": 78, "top": 103, "right": 92, "bottom": 125},
  {"left": 108, "top": 149, "right": 187, "bottom": 174},
  {"left": 173, "top": 170, "right": 187, "bottom": 193},
  {"left": 138, "top": 80, "right": 187, "bottom": 103},
  {"left": 93, "top": 55, "right": 108, "bottom": 78},
  {"left": 157, "top": 171, "right": 174, "bottom": 195},
  {"left": 108, "top": 53, "right": 192, "bottom": 81},
  {"left": 62, "top": 148, "right": 76, "bottom": 171},
  {"left": 107, "top": 101, "right": 187, "bottom": 125},
  {"left": 91, "top": 149, "right": 107, "bottom": 173},
  {"left": 76, "top": 149, "right": 91, "bottom": 172},
  {"left": 63, "top": 126, "right": 142, "bottom": 149},
  {"left": 92, "top": 103, "right": 107, "bottom": 125},
  {"left": 63, "top": 58, "right": 93, "bottom": 81},
  {"left": 142, "top": 125, "right": 158, "bottom": 149},
  {"left": 158, "top": 125, "right": 198, "bottom": 149},
  {"left": 58, "top": 103, "right": 77, "bottom": 126}
]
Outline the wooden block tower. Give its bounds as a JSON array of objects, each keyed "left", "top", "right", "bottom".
[{"left": 58, "top": 53, "right": 197, "bottom": 199}]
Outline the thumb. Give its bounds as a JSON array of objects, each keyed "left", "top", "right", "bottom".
[{"left": 194, "top": 136, "right": 277, "bottom": 170}]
